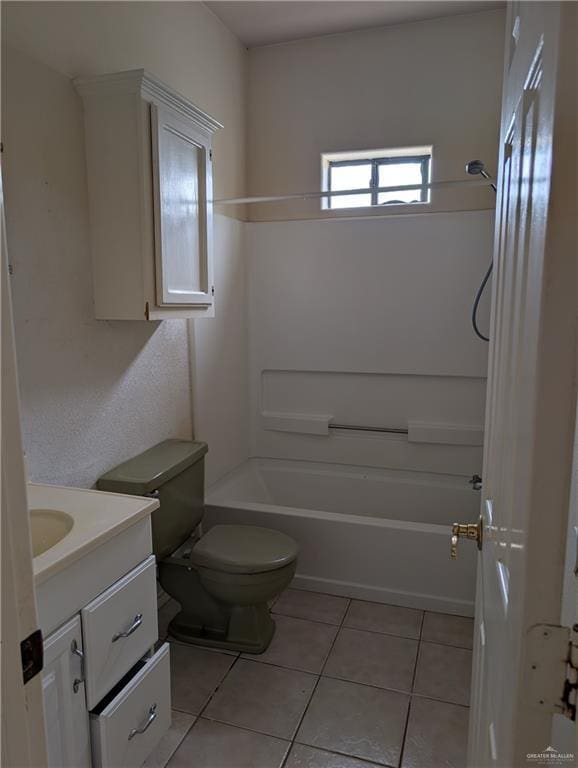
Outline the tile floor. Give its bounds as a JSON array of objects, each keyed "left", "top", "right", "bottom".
[{"left": 146, "top": 589, "right": 473, "bottom": 768}]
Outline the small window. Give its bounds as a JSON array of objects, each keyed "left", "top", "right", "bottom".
[{"left": 321, "top": 146, "right": 432, "bottom": 210}]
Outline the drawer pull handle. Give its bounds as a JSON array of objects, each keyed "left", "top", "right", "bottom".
[
  {"left": 128, "top": 704, "right": 157, "bottom": 740},
  {"left": 112, "top": 613, "right": 143, "bottom": 642}
]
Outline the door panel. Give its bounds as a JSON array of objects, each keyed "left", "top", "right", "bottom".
[
  {"left": 468, "top": 3, "right": 577, "bottom": 765},
  {"left": 42, "top": 617, "right": 91, "bottom": 768},
  {"left": 151, "top": 103, "right": 213, "bottom": 307}
]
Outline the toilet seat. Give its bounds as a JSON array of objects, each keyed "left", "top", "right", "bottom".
[{"left": 192, "top": 524, "right": 298, "bottom": 574}]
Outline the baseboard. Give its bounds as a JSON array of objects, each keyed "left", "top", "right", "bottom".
[{"left": 291, "top": 573, "right": 475, "bottom": 617}]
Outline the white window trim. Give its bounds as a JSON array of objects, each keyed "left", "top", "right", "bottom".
[{"left": 321, "top": 145, "right": 433, "bottom": 211}]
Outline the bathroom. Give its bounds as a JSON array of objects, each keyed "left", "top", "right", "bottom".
[{"left": 2, "top": 2, "right": 577, "bottom": 768}]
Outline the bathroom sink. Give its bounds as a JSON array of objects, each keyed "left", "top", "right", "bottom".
[{"left": 30, "top": 508, "right": 74, "bottom": 557}]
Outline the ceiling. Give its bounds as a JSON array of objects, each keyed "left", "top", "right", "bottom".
[{"left": 205, "top": 1, "right": 504, "bottom": 48}]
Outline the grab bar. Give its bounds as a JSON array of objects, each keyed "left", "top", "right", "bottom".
[{"left": 329, "top": 423, "right": 408, "bottom": 435}]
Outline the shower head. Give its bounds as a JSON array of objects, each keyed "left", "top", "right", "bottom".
[
  {"left": 466, "top": 160, "right": 489, "bottom": 178},
  {"left": 465, "top": 159, "right": 497, "bottom": 192}
]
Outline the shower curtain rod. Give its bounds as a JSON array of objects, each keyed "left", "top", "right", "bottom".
[{"left": 212, "top": 176, "right": 494, "bottom": 206}]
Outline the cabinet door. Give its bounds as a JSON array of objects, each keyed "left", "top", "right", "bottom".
[
  {"left": 42, "top": 616, "right": 91, "bottom": 768},
  {"left": 151, "top": 103, "right": 214, "bottom": 308}
]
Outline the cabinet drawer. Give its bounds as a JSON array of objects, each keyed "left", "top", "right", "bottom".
[
  {"left": 90, "top": 643, "right": 171, "bottom": 768},
  {"left": 82, "top": 556, "right": 158, "bottom": 708}
]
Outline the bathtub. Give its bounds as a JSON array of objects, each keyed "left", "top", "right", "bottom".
[{"left": 205, "top": 458, "right": 478, "bottom": 616}]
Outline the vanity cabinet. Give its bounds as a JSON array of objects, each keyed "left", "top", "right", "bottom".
[
  {"left": 74, "top": 69, "right": 221, "bottom": 321},
  {"left": 42, "top": 557, "right": 170, "bottom": 768}
]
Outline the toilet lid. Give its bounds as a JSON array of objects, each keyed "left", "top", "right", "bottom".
[{"left": 191, "top": 525, "right": 298, "bottom": 574}]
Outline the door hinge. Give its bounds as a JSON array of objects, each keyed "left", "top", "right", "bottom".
[
  {"left": 209, "top": 149, "right": 213, "bottom": 161},
  {"left": 20, "top": 629, "right": 43, "bottom": 684},
  {"left": 525, "top": 623, "right": 577, "bottom": 722}
]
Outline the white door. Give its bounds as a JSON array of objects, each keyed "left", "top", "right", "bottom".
[
  {"left": 42, "top": 617, "right": 91, "bottom": 768},
  {"left": 1, "top": 163, "right": 48, "bottom": 764},
  {"left": 467, "top": 2, "right": 577, "bottom": 766}
]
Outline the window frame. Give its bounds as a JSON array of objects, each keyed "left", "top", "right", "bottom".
[{"left": 326, "top": 153, "right": 431, "bottom": 209}]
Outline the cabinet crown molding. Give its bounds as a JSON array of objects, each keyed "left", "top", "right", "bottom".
[{"left": 74, "top": 68, "right": 223, "bottom": 135}]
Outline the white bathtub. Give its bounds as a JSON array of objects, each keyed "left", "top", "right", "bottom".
[{"left": 205, "top": 458, "right": 478, "bottom": 616}]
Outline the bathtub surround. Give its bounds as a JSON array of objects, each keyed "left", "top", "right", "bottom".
[{"left": 246, "top": 211, "right": 491, "bottom": 478}]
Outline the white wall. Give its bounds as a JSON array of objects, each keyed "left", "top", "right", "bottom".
[
  {"left": 2, "top": 0, "right": 247, "bottom": 204},
  {"left": 2, "top": 3, "right": 250, "bottom": 488},
  {"left": 247, "top": 9, "right": 505, "bottom": 221},
  {"left": 192, "top": 216, "right": 250, "bottom": 487},
  {"left": 246, "top": 210, "right": 492, "bottom": 479}
]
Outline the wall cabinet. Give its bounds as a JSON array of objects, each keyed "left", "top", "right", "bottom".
[
  {"left": 75, "top": 70, "right": 221, "bottom": 320},
  {"left": 42, "top": 557, "right": 170, "bottom": 768}
]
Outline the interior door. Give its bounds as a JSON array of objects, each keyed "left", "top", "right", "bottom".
[
  {"left": 467, "top": 3, "right": 577, "bottom": 766},
  {"left": 1, "top": 164, "right": 48, "bottom": 764}
]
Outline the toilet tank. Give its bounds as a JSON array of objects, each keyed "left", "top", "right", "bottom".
[{"left": 97, "top": 439, "right": 208, "bottom": 560}]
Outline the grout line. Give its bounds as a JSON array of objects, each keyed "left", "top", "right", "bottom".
[
  {"left": 198, "top": 711, "right": 296, "bottom": 744},
  {"left": 398, "top": 616, "right": 424, "bottom": 768},
  {"left": 154, "top": 713, "right": 197, "bottom": 768},
  {"left": 195, "top": 714, "right": 293, "bottom": 749},
  {"left": 410, "top": 691, "right": 471, "bottom": 709},
  {"left": 291, "top": 740, "right": 398, "bottom": 768},
  {"left": 197, "top": 653, "right": 242, "bottom": 719},
  {"left": 418, "top": 638, "right": 474, "bottom": 652},
  {"left": 279, "top": 597, "right": 352, "bottom": 768},
  {"left": 335, "top": 623, "right": 422, "bottom": 643},
  {"left": 270, "top": 609, "right": 346, "bottom": 628}
]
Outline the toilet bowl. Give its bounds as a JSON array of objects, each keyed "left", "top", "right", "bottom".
[{"left": 97, "top": 440, "right": 298, "bottom": 653}]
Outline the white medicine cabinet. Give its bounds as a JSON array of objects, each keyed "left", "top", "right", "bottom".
[{"left": 75, "top": 70, "right": 221, "bottom": 320}]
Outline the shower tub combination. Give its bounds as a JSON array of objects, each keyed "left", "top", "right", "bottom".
[{"left": 205, "top": 458, "right": 478, "bottom": 616}]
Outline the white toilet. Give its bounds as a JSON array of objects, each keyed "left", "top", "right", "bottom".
[{"left": 98, "top": 440, "right": 298, "bottom": 653}]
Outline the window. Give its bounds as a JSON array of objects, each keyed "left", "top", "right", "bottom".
[{"left": 321, "top": 146, "right": 432, "bottom": 210}]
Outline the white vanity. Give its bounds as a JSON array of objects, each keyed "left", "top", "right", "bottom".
[{"left": 30, "top": 483, "right": 170, "bottom": 768}]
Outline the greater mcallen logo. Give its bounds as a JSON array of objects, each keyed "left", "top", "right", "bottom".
[{"left": 526, "top": 746, "right": 575, "bottom": 764}]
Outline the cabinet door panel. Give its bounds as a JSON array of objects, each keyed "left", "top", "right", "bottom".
[
  {"left": 42, "top": 616, "right": 91, "bottom": 768},
  {"left": 152, "top": 104, "right": 213, "bottom": 307}
]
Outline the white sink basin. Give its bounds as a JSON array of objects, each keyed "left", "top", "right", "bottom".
[
  {"left": 30, "top": 508, "right": 74, "bottom": 557},
  {"left": 28, "top": 483, "right": 159, "bottom": 636}
]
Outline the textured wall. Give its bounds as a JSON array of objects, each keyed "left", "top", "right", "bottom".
[
  {"left": 3, "top": 44, "right": 250, "bottom": 488},
  {"left": 3, "top": 47, "right": 192, "bottom": 487}
]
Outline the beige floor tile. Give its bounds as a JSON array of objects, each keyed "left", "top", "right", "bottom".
[
  {"left": 324, "top": 627, "right": 418, "bottom": 692},
  {"left": 244, "top": 615, "right": 337, "bottom": 674},
  {"left": 169, "top": 642, "right": 235, "bottom": 715},
  {"left": 297, "top": 677, "right": 409, "bottom": 766},
  {"left": 413, "top": 642, "right": 472, "bottom": 706},
  {"left": 285, "top": 744, "right": 379, "bottom": 768},
  {"left": 158, "top": 600, "right": 180, "bottom": 641},
  {"left": 273, "top": 589, "right": 349, "bottom": 625},
  {"left": 204, "top": 658, "right": 317, "bottom": 739},
  {"left": 167, "top": 718, "right": 290, "bottom": 768},
  {"left": 422, "top": 612, "right": 474, "bottom": 649},
  {"left": 401, "top": 696, "right": 469, "bottom": 768},
  {"left": 142, "top": 710, "right": 195, "bottom": 768},
  {"left": 344, "top": 600, "right": 423, "bottom": 639}
]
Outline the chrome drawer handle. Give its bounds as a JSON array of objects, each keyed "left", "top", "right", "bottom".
[
  {"left": 112, "top": 613, "right": 143, "bottom": 642},
  {"left": 128, "top": 704, "right": 157, "bottom": 740}
]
